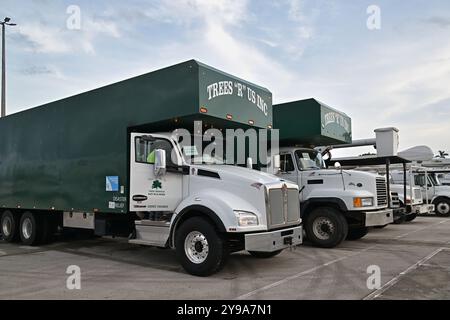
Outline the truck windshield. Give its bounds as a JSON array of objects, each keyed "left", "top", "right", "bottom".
[
  {"left": 180, "top": 136, "right": 225, "bottom": 165},
  {"left": 295, "top": 150, "right": 326, "bottom": 170},
  {"left": 430, "top": 173, "right": 442, "bottom": 186}
]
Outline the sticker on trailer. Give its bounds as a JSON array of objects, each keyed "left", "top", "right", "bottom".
[{"left": 106, "top": 176, "right": 119, "bottom": 192}]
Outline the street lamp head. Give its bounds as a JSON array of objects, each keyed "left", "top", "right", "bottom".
[{"left": 4, "top": 17, "right": 11, "bottom": 23}]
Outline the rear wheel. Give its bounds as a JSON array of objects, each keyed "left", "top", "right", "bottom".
[
  {"left": 435, "top": 199, "right": 450, "bottom": 217},
  {"left": 19, "top": 212, "right": 42, "bottom": 246},
  {"left": 175, "top": 217, "right": 229, "bottom": 276},
  {"left": 249, "top": 250, "right": 283, "bottom": 259},
  {"left": 304, "top": 207, "right": 348, "bottom": 248},
  {"left": 1, "top": 211, "right": 20, "bottom": 242},
  {"left": 346, "top": 227, "right": 369, "bottom": 241}
]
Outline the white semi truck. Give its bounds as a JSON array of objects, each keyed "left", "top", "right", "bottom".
[
  {"left": 265, "top": 99, "right": 393, "bottom": 248},
  {"left": 0, "top": 60, "right": 302, "bottom": 276},
  {"left": 267, "top": 147, "right": 393, "bottom": 247}
]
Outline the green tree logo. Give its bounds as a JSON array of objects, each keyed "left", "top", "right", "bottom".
[{"left": 152, "top": 180, "right": 162, "bottom": 189}]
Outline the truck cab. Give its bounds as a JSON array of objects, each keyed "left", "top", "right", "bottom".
[
  {"left": 391, "top": 170, "right": 449, "bottom": 216},
  {"left": 127, "top": 131, "right": 303, "bottom": 276},
  {"left": 269, "top": 147, "right": 393, "bottom": 248},
  {"left": 389, "top": 175, "right": 434, "bottom": 218}
]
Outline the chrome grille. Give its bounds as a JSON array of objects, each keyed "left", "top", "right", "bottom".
[
  {"left": 390, "top": 192, "right": 400, "bottom": 208},
  {"left": 267, "top": 185, "right": 301, "bottom": 229},
  {"left": 376, "top": 178, "right": 388, "bottom": 206},
  {"left": 413, "top": 188, "right": 422, "bottom": 201}
]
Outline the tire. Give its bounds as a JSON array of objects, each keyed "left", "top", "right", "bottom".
[
  {"left": 304, "top": 207, "right": 348, "bottom": 248},
  {"left": 1, "top": 211, "right": 20, "bottom": 242},
  {"left": 434, "top": 199, "right": 450, "bottom": 217},
  {"left": 175, "top": 217, "right": 229, "bottom": 277},
  {"left": 249, "top": 250, "right": 283, "bottom": 259},
  {"left": 19, "top": 212, "right": 43, "bottom": 246},
  {"left": 346, "top": 227, "right": 369, "bottom": 241},
  {"left": 405, "top": 212, "right": 417, "bottom": 222}
]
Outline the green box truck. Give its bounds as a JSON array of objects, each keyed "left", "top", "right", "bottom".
[
  {"left": 265, "top": 99, "right": 393, "bottom": 248},
  {"left": 0, "top": 60, "right": 303, "bottom": 276}
]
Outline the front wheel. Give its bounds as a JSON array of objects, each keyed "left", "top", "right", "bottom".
[
  {"left": 304, "top": 207, "right": 348, "bottom": 248},
  {"left": 175, "top": 217, "right": 229, "bottom": 277},
  {"left": 346, "top": 227, "right": 369, "bottom": 241},
  {"left": 435, "top": 199, "right": 450, "bottom": 217},
  {"left": 249, "top": 250, "right": 283, "bottom": 259}
]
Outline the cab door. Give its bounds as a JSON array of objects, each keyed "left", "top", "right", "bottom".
[
  {"left": 129, "top": 133, "right": 183, "bottom": 212},
  {"left": 279, "top": 152, "right": 301, "bottom": 190}
]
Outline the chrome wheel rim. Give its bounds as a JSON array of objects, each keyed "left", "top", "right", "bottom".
[
  {"left": 437, "top": 203, "right": 450, "bottom": 215},
  {"left": 22, "top": 218, "right": 33, "bottom": 240},
  {"left": 312, "top": 217, "right": 335, "bottom": 240},
  {"left": 2, "top": 216, "right": 12, "bottom": 237},
  {"left": 184, "top": 231, "right": 209, "bottom": 264}
]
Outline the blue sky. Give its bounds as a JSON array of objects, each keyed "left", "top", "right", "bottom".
[{"left": 1, "top": 0, "right": 450, "bottom": 156}]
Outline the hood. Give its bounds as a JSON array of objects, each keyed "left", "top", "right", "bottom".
[
  {"left": 309, "top": 168, "right": 384, "bottom": 180},
  {"left": 435, "top": 185, "right": 450, "bottom": 195},
  {"left": 193, "top": 164, "right": 285, "bottom": 185}
]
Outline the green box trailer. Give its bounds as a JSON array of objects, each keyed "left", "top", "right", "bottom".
[
  {"left": 274, "top": 98, "right": 352, "bottom": 146},
  {"left": 0, "top": 60, "right": 272, "bottom": 214}
]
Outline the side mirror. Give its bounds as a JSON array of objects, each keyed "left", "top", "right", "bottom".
[
  {"left": 154, "top": 149, "right": 167, "bottom": 177},
  {"left": 246, "top": 157, "right": 253, "bottom": 170},
  {"left": 334, "top": 162, "right": 342, "bottom": 169},
  {"left": 273, "top": 155, "right": 281, "bottom": 173}
]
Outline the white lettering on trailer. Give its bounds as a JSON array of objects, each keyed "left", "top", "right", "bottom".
[
  {"left": 206, "top": 81, "right": 268, "bottom": 116},
  {"left": 323, "top": 111, "right": 350, "bottom": 132}
]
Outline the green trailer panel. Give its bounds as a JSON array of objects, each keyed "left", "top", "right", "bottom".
[
  {"left": 0, "top": 60, "right": 272, "bottom": 214},
  {"left": 273, "top": 98, "right": 352, "bottom": 146}
]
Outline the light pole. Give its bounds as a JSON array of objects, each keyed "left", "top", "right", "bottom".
[{"left": 1, "top": 17, "right": 16, "bottom": 118}]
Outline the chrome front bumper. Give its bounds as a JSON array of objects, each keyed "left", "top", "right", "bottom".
[
  {"left": 413, "top": 204, "right": 435, "bottom": 214},
  {"left": 245, "top": 226, "right": 303, "bottom": 252},
  {"left": 365, "top": 209, "right": 394, "bottom": 227}
]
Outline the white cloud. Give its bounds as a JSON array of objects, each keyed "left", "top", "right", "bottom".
[{"left": 17, "top": 15, "right": 120, "bottom": 54}]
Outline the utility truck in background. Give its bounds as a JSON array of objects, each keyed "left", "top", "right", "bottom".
[
  {"left": 329, "top": 136, "right": 436, "bottom": 220},
  {"left": 0, "top": 60, "right": 302, "bottom": 276},
  {"left": 265, "top": 99, "right": 393, "bottom": 248},
  {"left": 391, "top": 169, "right": 450, "bottom": 217}
]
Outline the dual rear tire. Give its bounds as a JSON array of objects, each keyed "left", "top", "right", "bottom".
[{"left": 1, "top": 211, "right": 53, "bottom": 246}]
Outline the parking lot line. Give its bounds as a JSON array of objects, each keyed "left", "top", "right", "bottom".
[
  {"left": 235, "top": 245, "right": 377, "bottom": 300},
  {"left": 363, "top": 247, "right": 446, "bottom": 300},
  {"left": 394, "top": 220, "right": 449, "bottom": 239}
]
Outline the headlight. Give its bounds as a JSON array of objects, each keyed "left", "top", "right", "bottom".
[
  {"left": 353, "top": 197, "right": 374, "bottom": 208},
  {"left": 234, "top": 211, "right": 259, "bottom": 226}
]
